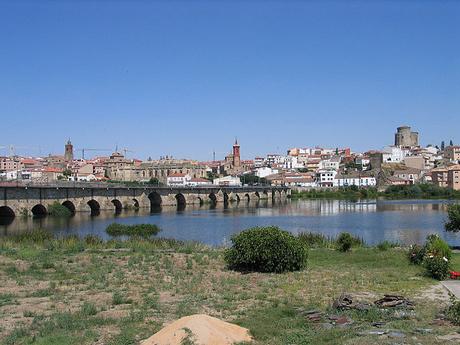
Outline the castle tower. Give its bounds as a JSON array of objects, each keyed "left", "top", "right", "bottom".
[
  {"left": 233, "top": 138, "right": 240, "bottom": 168},
  {"left": 65, "top": 139, "right": 73, "bottom": 162}
]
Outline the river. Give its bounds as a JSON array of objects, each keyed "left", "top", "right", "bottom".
[{"left": 1, "top": 199, "right": 459, "bottom": 246}]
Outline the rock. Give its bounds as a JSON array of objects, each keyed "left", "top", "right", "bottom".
[
  {"left": 140, "top": 314, "right": 253, "bottom": 345},
  {"left": 374, "top": 295, "right": 414, "bottom": 309},
  {"left": 393, "top": 310, "right": 416, "bottom": 319},
  {"left": 388, "top": 331, "right": 406, "bottom": 338},
  {"left": 414, "top": 328, "right": 433, "bottom": 334},
  {"left": 332, "top": 293, "right": 371, "bottom": 311},
  {"left": 437, "top": 333, "right": 460, "bottom": 341},
  {"left": 321, "top": 323, "right": 334, "bottom": 330},
  {"left": 357, "top": 330, "right": 386, "bottom": 336}
]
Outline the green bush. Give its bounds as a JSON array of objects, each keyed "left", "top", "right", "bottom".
[
  {"left": 424, "top": 255, "right": 450, "bottom": 280},
  {"left": 47, "top": 202, "right": 72, "bottom": 217},
  {"left": 106, "top": 223, "right": 161, "bottom": 238},
  {"left": 425, "top": 235, "right": 452, "bottom": 261},
  {"left": 446, "top": 204, "right": 460, "bottom": 232},
  {"left": 407, "top": 244, "right": 425, "bottom": 265},
  {"left": 224, "top": 226, "right": 308, "bottom": 273},
  {"left": 447, "top": 295, "right": 460, "bottom": 325},
  {"left": 336, "top": 232, "right": 362, "bottom": 252}
]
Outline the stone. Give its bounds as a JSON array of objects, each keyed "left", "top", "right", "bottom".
[{"left": 388, "top": 331, "right": 406, "bottom": 338}]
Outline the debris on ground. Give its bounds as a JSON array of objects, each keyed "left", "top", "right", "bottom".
[
  {"left": 140, "top": 314, "right": 253, "bottom": 345},
  {"left": 332, "top": 293, "right": 371, "bottom": 311},
  {"left": 374, "top": 295, "right": 414, "bottom": 309}
]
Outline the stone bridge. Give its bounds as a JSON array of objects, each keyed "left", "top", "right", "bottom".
[{"left": 0, "top": 184, "right": 290, "bottom": 218}]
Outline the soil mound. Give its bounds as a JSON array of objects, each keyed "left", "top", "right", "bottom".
[{"left": 141, "top": 314, "right": 253, "bottom": 345}]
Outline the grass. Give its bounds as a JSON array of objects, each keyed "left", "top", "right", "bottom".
[
  {"left": 0, "top": 233, "right": 458, "bottom": 344},
  {"left": 106, "top": 223, "right": 161, "bottom": 238}
]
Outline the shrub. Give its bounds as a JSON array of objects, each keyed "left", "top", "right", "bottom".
[
  {"left": 47, "top": 202, "right": 72, "bottom": 217},
  {"left": 447, "top": 295, "right": 460, "bottom": 325},
  {"left": 10, "top": 229, "right": 54, "bottom": 243},
  {"left": 80, "top": 302, "right": 98, "bottom": 316},
  {"left": 336, "top": 232, "right": 361, "bottom": 252},
  {"left": 407, "top": 244, "right": 425, "bottom": 265},
  {"left": 106, "top": 223, "right": 161, "bottom": 238},
  {"left": 376, "top": 240, "right": 398, "bottom": 251},
  {"left": 83, "top": 234, "right": 103, "bottom": 246},
  {"left": 424, "top": 255, "right": 450, "bottom": 280},
  {"left": 297, "top": 232, "right": 333, "bottom": 248},
  {"left": 224, "top": 226, "right": 308, "bottom": 273},
  {"left": 425, "top": 235, "right": 452, "bottom": 261},
  {"left": 446, "top": 204, "right": 460, "bottom": 232}
]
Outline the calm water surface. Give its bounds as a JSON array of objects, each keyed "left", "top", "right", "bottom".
[{"left": 1, "top": 199, "right": 460, "bottom": 246}]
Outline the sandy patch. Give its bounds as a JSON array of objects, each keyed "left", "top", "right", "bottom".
[{"left": 141, "top": 314, "right": 252, "bottom": 345}]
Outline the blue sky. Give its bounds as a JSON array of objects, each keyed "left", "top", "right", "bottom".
[{"left": 1, "top": 0, "right": 459, "bottom": 160}]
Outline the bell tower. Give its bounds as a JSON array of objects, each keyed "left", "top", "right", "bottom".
[
  {"left": 232, "top": 138, "right": 240, "bottom": 168},
  {"left": 65, "top": 139, "right": 74, "bottom": 162}
]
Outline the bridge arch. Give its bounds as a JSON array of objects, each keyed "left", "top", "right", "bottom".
[
  {"left": 0, "top": 206, "right": 15, "bottom": 218},
  {"left": 132, "top": 199, "right": 140, "bottom": 209},
  {"left": 223, "top": 192, "right": 229, "bottom": 204},
  {"left": 175, "top": 193, "right": 186, "bottom": 211},
  {"left": 262, "top": 190, "right": 269, "bottom": 199},
  {"left": 62, "top": 200, "right": 76, "bottom": 215},
  {"left": 244, "top": 193, "right": 250, "bottom": 202},
  {"left": 31, "top": 204, "right": 47, "bottom": 217},
  {"left": 111, "top": 199, "right": 123, "bottom": 214},
  {"left": 148, "top": 192, "right": 162, "bottom": 208},
  {"left": 208, "top": 192, "right": 217, "bottom": 205},
  {"left": 254, "top": 191, "right": 260, "bottom": 199},
  {"left": 87, "top": 200, "right": 100, "bottom": 216},
  {"left": 235, "top": 194, "right": 241, "bottom": 202}
]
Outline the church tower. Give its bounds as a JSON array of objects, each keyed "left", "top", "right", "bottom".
[
  {"left": 65, "top": 139, "right": 74, "bottom": 162},
  {"left": 232, "top": 138, "right": 240, "bottom": 168}
]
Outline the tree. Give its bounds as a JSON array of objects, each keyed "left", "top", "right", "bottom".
[
  {"left": 441, "top": 141, "right": 445, "bottom": 151},
  {"left": 62, "top": 169, "right": 72, "bottom": 177},
  {"left": 148, "top": 177, "right": 160, "bottom": 186},
  {"left": 450, "top": 140, "right": 454, "bottom": 146}
]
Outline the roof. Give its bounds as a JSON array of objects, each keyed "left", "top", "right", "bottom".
[
  {"left": 43, "top": 167, "right": 63, "bottom": 173},
  {"left": 167, "top": 173, "right": 186, "bottom": 177},
  {"left": 189, "top": 178, "right": 210, "bottom": 183}
]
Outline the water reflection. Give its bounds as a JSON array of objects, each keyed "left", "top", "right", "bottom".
[{"left": 1, "top": 199, "right": 459, "bottom": 247}]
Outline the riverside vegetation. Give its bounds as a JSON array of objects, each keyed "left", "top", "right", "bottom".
[
  {"left": 291, "top": 184, "right": 460, "bottom": 200},
  {"left": 1, "top": 227, "right": 460, "bottom": 344}
]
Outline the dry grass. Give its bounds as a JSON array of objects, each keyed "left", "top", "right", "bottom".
[{"left": 0, "top": 238, "right": 458, "bottom": 344}]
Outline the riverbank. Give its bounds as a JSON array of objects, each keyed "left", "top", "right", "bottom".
[
  {"left": 1, "top": 235, "right": 460, "bottom": 344},
  {"left": 291, "top": 184, "right": 460, "bottom": 200}
]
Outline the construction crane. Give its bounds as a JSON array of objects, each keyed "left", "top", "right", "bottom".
[
  {"left": 0, "top": 145, "right": 41, "bottom": 157},
  {"left": 76, "top": 148, "right": 112, "bottom": 160},
  {"left": 121, "top": 148, "right": 134, "bottom": 158}
]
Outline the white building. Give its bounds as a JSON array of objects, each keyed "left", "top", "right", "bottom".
[
  {"left": 255, "top": 167, "right": 279, "bottom": 178},
  {"left": 166, "top": 173, "right": 190, "bottom": 186},
  {"left": 254, "top": 157, "right": 266, "bottom": 168},
  {"left": 186, "top": 178, "right": 211, "bottom": 187},
  {"left": 213, "top": 176, "right": 242, "bottom": 187},
  {"left": 316, "top": 169, "right": 337, "bottom": 187},
  {"left": 319, "top": 156, "right": 340, "bottom": 171},
  {"left": 283, "top": 156, "right": 304, "bottom": 169},
  {"left": 335, "top": 173, "right": 377, "bottom": 187},
  {"left": 381, "top": 146, "right": 408, "bottom": 163}
]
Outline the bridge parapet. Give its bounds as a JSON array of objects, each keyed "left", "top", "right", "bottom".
[{"left": 0, "top": 184, "right": 290, "bottom": 218}]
